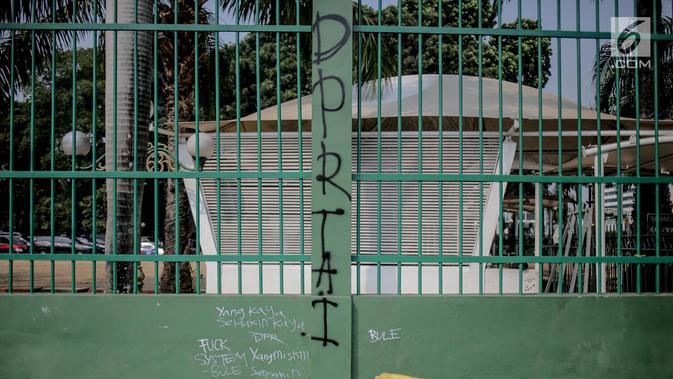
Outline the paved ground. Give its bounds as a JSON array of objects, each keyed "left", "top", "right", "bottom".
[{"left": 0, "top": 260, "right": 206, "bottom": 293}]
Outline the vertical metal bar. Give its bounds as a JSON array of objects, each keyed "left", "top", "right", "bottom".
[
  {"left": 275, "top": 0, "right": 284, "bottom": 294},
  {"left": 517, "top": 0, "right": 524, "bottom": 295},
  {"left": 575, "top": 0, "right": 583, "bottom": 294},
  {"left": 376, "top": 0, "right": 382, "bottom": 295},
  {"left": 615, "top": 0, "right": 623, "bottom": 294},
  {"left": 633, "top": 0, "right": 641, "bottom": 295},
  {"left": 594, "top": 0, "right": 603, "bottom": 294},
  {"left": 355, "top": 0, "right": 362, "bottom": 296},
  {"left": 113, "top": 0, "right": 119, "bottom": 292},
  {"left": 653, "top": 0, "right": 661, "bottom": 294},
  {"left": 91, "top": 0, "right": 99, "bottom": 293},
  {"left": 255, "top": 0, "right": 263, "bottom": 294},
  {"left": 235, "top": 0, "right": 242, "bottom": 294},
  {"left": 537, "top": 0, "right": 543, "bottom": 294},
  {"left": 296, "top": 0, "right": 305, "bottom": 295},
  {"left": 477, "top": 0, "right": 484, "bottom": 295},
  {"left": 49, "top": 0, "right": 56, "bottom": 293},
  {"left": 194, "top": 0, "right": 202, "bottom": 295},
  {"left": 132, "top": 0, "right": 140, "bottom": 294},
  {"left": 437, "top": 0, "right": 444, "bottom": 295},
  {"left": 556, "top": 0, "right": 564, "bottom": 294},
  {"left": 417, "top": 0, "right": 423, "bottom": 295},
  {"left": 458, "top": 0, "right": 464, "bottom": 295},
  {"left": 30, "top": 0, "right": 37, "bottom": 293},
  {"left": 70, "top": 0, "right": 78, "bottom": 294},
  {"left": 216, "top": 0, "right": 222, "bottom": 295},
  {"left": 7, "top": 0, "right": 15, "bottom": 294},
  {"left": 396, "top": 0, "right": 402, "bottom": 296},
  {"left": 153, "top": 0, "right": 160, "bottom": 294},
  {"left": 173, "top": 0, "right": 180, "bottom": 294},
  {"left": 497, "top": 0, "right": 504, "bottom": 295}
]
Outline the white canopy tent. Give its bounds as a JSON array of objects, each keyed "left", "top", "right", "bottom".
[
  {"left": 186, "top": 74, "right": 671, "bottom": 170},
  {"left": 178, "top": 74, "right": 671, "bottom": 294}
]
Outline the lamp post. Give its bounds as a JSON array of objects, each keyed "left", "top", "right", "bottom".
[
  {"left": 186, "top": 132, "right": 215, "bottom": 170},
  {"left": 61, "top": 130, "right": 92, "bottom": 157},
  {"left": 61, "top": 131, "right": 104, "bottom": 170},
  {"left": 61, "top": 129, "right": 214, "bottom": 294},
  {"left": 61, "top": 129, "right": 215, "bottom": 172}
]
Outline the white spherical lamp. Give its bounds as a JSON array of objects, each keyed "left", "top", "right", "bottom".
[
  {"left": 186, "top": 132, "right": 215, "bottom": 159},
  {"left": 61, "top": 131, "right": 91, "bottom": 156}
]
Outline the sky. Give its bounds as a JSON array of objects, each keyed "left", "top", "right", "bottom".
[
  {"left": 75, "top": 0, "right": 673, "bottom": 108},
  {"left": 358, "top": 0, "right": 673, "bottom": 108}
]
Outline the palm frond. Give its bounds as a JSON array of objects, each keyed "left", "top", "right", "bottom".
[
  {"left": 157, "top": 0, "right": 216, "bottom": 122},
  {"left": 355, "top": 5, "right": 397, "bottom": 88},
  {"left": 0, "top": 0, "right": 104, "bottom": 106},
  {"left": 593, "top": 15, "right": 673, "bottom": 118}
]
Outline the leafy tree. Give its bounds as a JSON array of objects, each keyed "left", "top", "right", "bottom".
[
  {"left": 211, "top": 32, "right": 312, "bottom": 120},
  {"left": 0, "top": 48, "right": 105, "bottom": 235},
  {"left": 0, "top": 0, "right": 104, "bottom": 108},
  {"left": 220, "top": 0, "right": 396, "bottom": 84},
  {"left": 379, "top": 0, "right": 550, "bottom": 88},
  {"left": 214, "top": 0, "right": 552, "bottom": 123}
]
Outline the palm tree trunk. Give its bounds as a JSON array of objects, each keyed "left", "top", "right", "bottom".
[
  {"left": 159, "top": 134, "right": 195, "bottom": 294},
  {"left": 105, "top": 0, "right": 153, "bottom": 293},
  {"left": 159, "top": 76, "right": 197, "bottom": 293},
  {"left": 636, "top": 0, "right": 658, "bottom": 118}
]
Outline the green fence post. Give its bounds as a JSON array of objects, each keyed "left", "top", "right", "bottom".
[{"left": 309, "top": 0, "right": 352, "bottom": 377}]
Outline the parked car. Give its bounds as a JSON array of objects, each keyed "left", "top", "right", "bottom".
[
  {"left": 0, "top": 235, "right": 30, "bottom": 254},
  {"left": 140, "top": 241, "right": 164, "bottom": 255},
  {"left": 0, "top": 231, "right": 27, "bottom": 241},
  {"left": 96, "top": 234, "right": 106, "bottom": 247},
  {"left": 75, "top": 236, "right": 105, "bottom": 254},
  {"left": 32, "top": 236, "right": 92, "bottom": 254}
]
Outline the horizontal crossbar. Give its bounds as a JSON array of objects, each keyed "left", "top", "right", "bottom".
[
  {"left": 1, "top": 254, "right": 671, "bottom": 264},
  {"left": 3, "top": 171, "right": 673, "bottom": 184}
]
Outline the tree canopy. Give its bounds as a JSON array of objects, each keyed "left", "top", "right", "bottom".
[
  {"left": 0, "top": 48, "right": 105, "bottom": 234},
  {"left": 1, "top": 0, "right": 554, "bottom": 235},
  {"left": 204, "top": 0, "right": 552, "bottom": 121}
]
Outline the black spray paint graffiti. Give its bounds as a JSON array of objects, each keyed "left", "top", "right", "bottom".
[
  {"left": 313, "top": 69, "right": 345, "bottom": 139},
  {"left": 316, "top": 141, "right": 351, "bottom": 201},
  {"left": 312, "top": 13, "right": 351, "bottom": 65},
  {"left": 311, "top": 297, "right": 339, "bottom": 347},
  {"left": 311, "top": 208, "right": 344, "bottom": 295},
  {"left": 308, "top": 10, "right": 350, "bottom": 348}
]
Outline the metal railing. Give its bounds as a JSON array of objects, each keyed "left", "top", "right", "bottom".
[{"left": 1, "top": 0, "right": 673, "bottom": 296}]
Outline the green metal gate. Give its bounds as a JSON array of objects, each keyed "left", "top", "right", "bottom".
[{"left": 2, "top": 0, "right": 673, "bottom": 377}]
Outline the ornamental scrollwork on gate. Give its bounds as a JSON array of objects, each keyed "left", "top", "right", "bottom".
[{"left": 146, "top": 142, "right": 176, "bottom": 172}]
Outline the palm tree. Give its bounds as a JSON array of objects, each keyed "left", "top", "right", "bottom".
[
  {"left": 104, "top": 0, "right": 153, "bottom": 293},
  {"left": 1, "top": 0, "right": 154, "bottom": 293},
  {"left": 594, "top": 0, "right": 673, "bottom": 119},
  {"left": 0, "top": 0, "right": 104, "bottom": 108},
  {"left": 157, "top": 0, "right": 215, "bottom": 294},
  {"left": 2, "top": 0, "right": 204, "bottom": 293},
  {"left": 594, "top": 0, "right": 673, "bottom": 293}
]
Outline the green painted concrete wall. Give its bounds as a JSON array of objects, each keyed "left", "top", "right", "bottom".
[
  {"left": 0, "top": 295, "right": 350, "bottom": 379},
  {"left": 352, "top": 296, "right": 673, "bottom": 378},
  {"left": 1, "top": 296, "right": 672, "bottom": 378}
]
